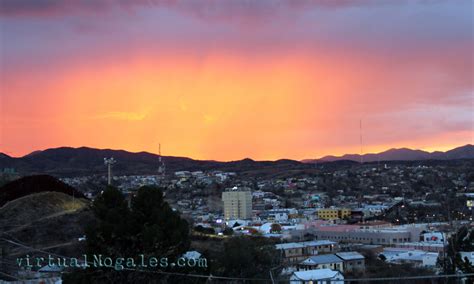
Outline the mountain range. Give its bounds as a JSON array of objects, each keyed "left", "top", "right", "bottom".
[
  {"left": 0, "top": 147, "right": 304, "bottom": 177},
  {"left": 0, "top": 144, "right": 472, "bottom": 177},
  {"left": 302, "top": 144, "right": 474, "bottom": 163}
]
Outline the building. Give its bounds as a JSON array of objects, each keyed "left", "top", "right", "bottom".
[
  {"left": 222, "top": 187, "right": 252, "bottom": 220},
  {"left": 311, "top": 224, "right": 426, "bottom": 245},
  {"left": 335, "top": 252, "right": 365, "bottom": 272},
  {"left": 298, "top": 254, "right": 344, "bottom": 272},
  {"left": 276, "top": 240, "right": 339, "bottom": 264},
  {"left": 422, "top": 232, "right": 445, "bottom": 243},
  {"left": 317, "top": 208, "right": 351, "bottom": 220},
  {"left": 393, "top": 242, "right": 445, "bottom": 253},
  {"left": 290, "top": 269, "right": 344, "bottom": 284},
  {"left": 381, "top": 248, "right": 439, "bottom": 268}
]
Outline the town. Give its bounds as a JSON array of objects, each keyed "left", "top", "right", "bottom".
[{"left": 36, "top": 158, "right": 473, "bottom": 283}]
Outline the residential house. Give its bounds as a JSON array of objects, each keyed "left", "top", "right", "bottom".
[
  {"left": 276, "top": 240, "right": 338, "bottom": 264},
  {"left": 335, "top": 252, "right": 365, "bottom": 273},
  {"left": 298, "top": 254, "right": 344, "bottom": 272}
]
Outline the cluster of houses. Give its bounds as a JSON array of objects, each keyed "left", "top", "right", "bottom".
[
  {"left": 273, "top": 229, "right": 463, "bottom": 283},
  {"left": 275, "top": 239, "right": 364, "bottom": 282}
]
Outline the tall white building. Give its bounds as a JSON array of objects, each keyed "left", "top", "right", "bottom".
[{"left": 222, "top": 187, "right": 252, "bottom": 220}]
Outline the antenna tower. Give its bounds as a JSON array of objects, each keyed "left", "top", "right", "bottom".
[{"left": 360, "top": 119, "right": 363, "bottom": 164}]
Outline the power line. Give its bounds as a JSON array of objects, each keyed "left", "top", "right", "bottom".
[
  {"left": 0, "top": 237, "right": 270, "bottom": 282},
  {"left": 0, "top": 270, "right": 22, "bottom": 281},
  {"left": 2, "top": 237, "right": 473, "bottom": 283}
]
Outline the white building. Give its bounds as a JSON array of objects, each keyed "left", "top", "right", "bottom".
[
  {"left": 222, "top": 187, "right": 252, "bottom": 220},
  {"left": 290, "top": 269, "right": 344, "bottom": 284},
  {"left": 382, "top": 248, "right": 439, "bottom": 268}
]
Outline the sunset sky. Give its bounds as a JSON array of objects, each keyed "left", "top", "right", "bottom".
[{"left": 0, "top": 0, "right": 473, "bottom": 161}]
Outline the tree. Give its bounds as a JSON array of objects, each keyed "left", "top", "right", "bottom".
[
  {"left": 130, "top": 186, "right": 189, "bottom": 257},
  {"left": 194, "top": 225, "right": 215, "bottom": 235},
  {"left": 64, "top": 186, "right": 192, "bottom": 283},
  {"left": 215, "top": 237, "right": 280, "bottom": 279},
  {"left": 222, "top": 227, "right": 234, "bottom": 236},
  {"left": 442, "top": 226, "right": 474, "bottom": 280}
]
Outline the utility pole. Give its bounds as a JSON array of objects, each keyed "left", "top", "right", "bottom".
[{"left": 104, "top": 157, "right": 116, "bottom": 185}]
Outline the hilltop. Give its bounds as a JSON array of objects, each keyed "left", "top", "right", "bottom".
[{"left": 0, "top": 175, "right": 85, "bottom": 207}]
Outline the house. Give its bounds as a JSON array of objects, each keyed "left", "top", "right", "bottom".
[
  {"left": 276, "top": 240, "right": 338, "bottom": 264},
  {"left": 298, "top": 254, "right": 344, "bottom": 272},
  {"left": 290, "top": 269, "right": 344, "bottom": 284},
  {"left": 335, "top": 252, "right": 365, "bottom": 272},
  {"left": 317, "top": 208, "right": 351, "bottom": 220},
  {"left": 276, "top": 243, "right": 305, "bottom": 264},
  {"left": 381, "top": 248, "right": 439, "bottom": 268}
]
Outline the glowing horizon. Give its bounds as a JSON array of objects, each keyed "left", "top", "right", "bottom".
[{"left": 1, "top": 1, "right": 472, "bottom": 161}]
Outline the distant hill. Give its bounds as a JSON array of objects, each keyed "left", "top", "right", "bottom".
[
  {"left": 0, "top": 175, "right": 85, "bottom": 206},
  {"left": 0, "top": 145, "right": 472, "bottom": 177},
  {"left": 0, "top": 147, "right": 305, "bottom": 177},
  {"left": 303, "top": 144, "right": 474, "bottom": 163}
]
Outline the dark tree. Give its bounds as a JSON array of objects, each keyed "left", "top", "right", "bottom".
[
  {"left": 64, "top": 186, "right": 192, "bottom": 284},
  {"left": 214, "top": 237, "right": 280, "bottom": 279},
  {"left": 442, "top": 226, "right": 474, "bottom": 281}
]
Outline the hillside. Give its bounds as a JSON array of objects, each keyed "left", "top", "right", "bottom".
[
  {"left": 0, "top": 145, "right": 472, "bottom": 177},
  {"left": 0, "top": 192, "right": 93, "bottom": 278},
  {"left": 0, "top": 191, "right": 89, "bottom": 229},
  {"left": 0, "top": 175, "right": 85, "bottom": 207},
  {"left": 0, "top": 147, "right": 306, "bottom": 177}
]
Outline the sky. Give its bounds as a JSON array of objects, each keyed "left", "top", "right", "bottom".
[{"left": 0, "top": 0, "right": 473, "bottom": 161}]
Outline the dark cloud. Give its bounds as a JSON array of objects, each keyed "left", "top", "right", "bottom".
[{"left": 0, "top": 0, "right": 398, "bottom": 18}]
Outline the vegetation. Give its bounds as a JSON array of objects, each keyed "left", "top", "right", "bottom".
[
  {"left": 57, "top": 185, "right": 282, "bottom": 283},
  {"left": 64, "top": 186, "right": 192, "bottom": 283},
  {"left": 194, "top": 225, "right": 215, "bottom": 235},
  {"left": 441, "top": 226, "right": 474, "bottom": 280},
  {"left": 361, "top": 251, "right": 434, "bottom": 284},
  {"left": 213, "top": 236, "right": 280, "bottom": 279}
]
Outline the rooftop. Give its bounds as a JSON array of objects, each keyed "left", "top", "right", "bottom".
[
  {"left": 336, "top": 251, "right": 365, "bottom": 261},
  {"left": 301, "top": 254, "right": 343, "bottom": 265},
  {"left": 292, "top": 269, "right": 342, "bottom": 281},
  {"left": 275, "top": 240, "right": 336, "bottom": 250}
]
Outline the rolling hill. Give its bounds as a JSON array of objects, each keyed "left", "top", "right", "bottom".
[
  {"left": 0, "top": 147, "right": 306, "bottom": 177},
  {"left": 0, "top": 145, "right": 472, "bottom": 177}
]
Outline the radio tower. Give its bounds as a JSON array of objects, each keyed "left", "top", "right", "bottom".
[
  {"left": 104, "top": 157, "right": 116, "bottom": 185},
  {"left": 359, "top": 119, "right": 364, "bottom": 164},
  {"left": 158, "top": 143, "right": 166, "bottom": 179}
]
